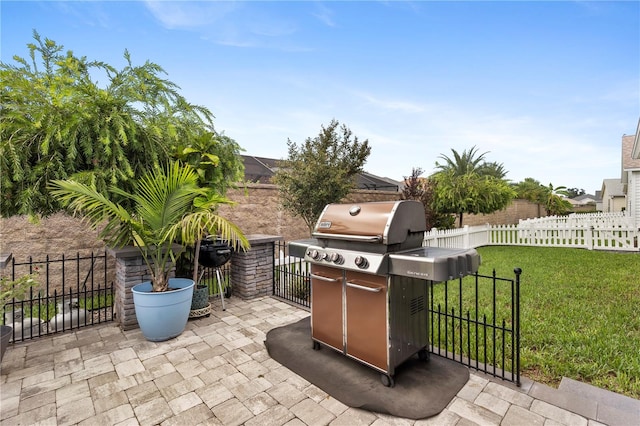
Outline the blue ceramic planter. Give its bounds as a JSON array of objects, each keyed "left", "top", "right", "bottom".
[{"left": 132, "top": 278, "right": 194, "bottom": 341}]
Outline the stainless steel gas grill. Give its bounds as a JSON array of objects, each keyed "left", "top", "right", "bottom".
[{"left": 289, "top": 200, "right": 480, "bottom": 387}]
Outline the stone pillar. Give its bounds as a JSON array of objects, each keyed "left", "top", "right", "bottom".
[
  {"left": 0, "top": 253, "right": 12, "bottom": 269},
  {"left": 230, "top": 234, "right": 281, "bottom": 299},
  {"left": 108, "top": 245, "right": 178, "bottom": 331}
]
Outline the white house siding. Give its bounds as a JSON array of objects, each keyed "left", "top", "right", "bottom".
[
  {"left": 630, "top": 171, "right": 640, "bottom": 227},
  {"left": 602, "top": 179, "right": 626, "bottom": 213},
  {"left": 622, "top": 129, "right": 640, "bottom": 227}
]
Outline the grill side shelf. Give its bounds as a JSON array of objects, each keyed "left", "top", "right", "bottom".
[{"left": 388, "top": 247, "right": 480, "bottom": 282}]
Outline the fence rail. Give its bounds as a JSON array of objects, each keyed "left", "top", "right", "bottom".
[{"left": 1, "top": 252, "right": 114, "bottom": 342}]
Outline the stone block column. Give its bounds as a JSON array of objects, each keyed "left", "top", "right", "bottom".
[
  {"left": 230, "top": 234, "right": 281, "bottom": 299},
  {"left": 108, "top": 245, "right": 178, "bottom": 331}
]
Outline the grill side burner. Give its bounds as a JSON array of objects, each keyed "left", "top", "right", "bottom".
[{"left": 290, "top": 200, "right": 481, "bottom": 387}]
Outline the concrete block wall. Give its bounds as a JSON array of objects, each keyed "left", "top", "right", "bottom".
[
  {"left": 462, "top": 199, "right": 546, "bottom": 227},
  {"left": 219, "top": 184, "right": 400, "bottom": 242},
  {"left": 230, "top": 234, "right": 281, "bottom": 299}
]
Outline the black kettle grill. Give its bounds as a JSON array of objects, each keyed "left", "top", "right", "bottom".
[
  {"left": 197, "top": 237, "right": 234, "bottom": 310},
  {"left": 198, "top": 238, "right": 233, "bottom": 268}
]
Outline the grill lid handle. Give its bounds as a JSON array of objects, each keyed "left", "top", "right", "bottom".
[{"left": 310, "top": 232, "right": 383, "bottom": 243}]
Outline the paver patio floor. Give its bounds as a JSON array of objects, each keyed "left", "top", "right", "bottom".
[{"left": 0, "top": 296, "right": 632, "bottom": 425}]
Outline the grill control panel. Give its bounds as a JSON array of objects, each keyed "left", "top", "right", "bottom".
[{"left": 304, "top": 247, "right": 386, "bottom": 274}]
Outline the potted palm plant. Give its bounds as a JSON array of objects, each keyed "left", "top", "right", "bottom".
[
  {"left": 50, "top": 161, "right": 249, "bottom": 341},
  {"left": 1, "top": 272, "right": 39, "bottom": 361}
]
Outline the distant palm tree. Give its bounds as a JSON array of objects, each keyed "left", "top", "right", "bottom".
[
  {"left": 544, "top": 183, "right": 572, "bottom": 216},
  {"left": 478, "top": 161, "right": 508, "bottom": 179},
  {"left": 435, "top": 146, "right": 488, "bottom": 176}
]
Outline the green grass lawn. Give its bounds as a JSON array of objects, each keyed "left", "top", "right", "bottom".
[{"left": 475, "top": 246, "right": 640, "bottom": 398}]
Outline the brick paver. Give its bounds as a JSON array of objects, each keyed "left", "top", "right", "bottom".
[{"left": 0, "top": 296, "right": 622, "bottom": 425}]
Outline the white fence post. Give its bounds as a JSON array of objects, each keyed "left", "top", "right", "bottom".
[{"left": 460, "top": 226, "right": 467, "bottom": 248}]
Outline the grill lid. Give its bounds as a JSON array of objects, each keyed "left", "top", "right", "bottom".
[{"left": 312, "top": 200, "right": 426, "bottom": 246}]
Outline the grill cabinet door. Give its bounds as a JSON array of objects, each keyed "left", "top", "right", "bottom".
[
  {"left": 345, "top": 271, "right": 388, "bottom": 371},
  {"left": 310, "top": 265, "right": 344, "bottom": 352}
]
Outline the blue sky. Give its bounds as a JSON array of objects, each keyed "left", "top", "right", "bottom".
[{"left": 2, "top": 1, "right": 639, "bottom": 194}]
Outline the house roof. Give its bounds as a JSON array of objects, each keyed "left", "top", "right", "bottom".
[
  {"left": 601, "top": 178, "right": 625, "bottom": 197},
  {"left": 243, "top": 156, "right": 280, "bottom": 184},
  {"left": 241, "top": 155, "right": 400, "bottom": 191},
  {"left": 622, "top": 133, "right": 640, "bottom": 171},
  {"left": 571, "top": 194, "right": 598, "bottom": 204}
]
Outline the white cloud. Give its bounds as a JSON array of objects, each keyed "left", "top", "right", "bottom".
[
  {"left": 312, "top": 3, "right": 336, "bottom": 27},
  {"left": 352, "top": 91, "right": 428, "bottom": 114},
  {"left": 143, "top": 1, "right": 306, "bottom": 50},
  {"left": 55, "top": 2, "right": 112, "bottom": 29},
  {"left": 143, "top": 1, "right": 237, "bottom": 29}
]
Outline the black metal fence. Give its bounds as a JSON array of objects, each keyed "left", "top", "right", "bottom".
[
  {"left": 429, "top": 268, "right": 521, "bottom": 385},
  {"left": 1, "top": 252, "right": 114, "bottom": 342},
  {"left": 273, "top": 241, "right": 310, "bottom": 308},
  {"left": 272, "top": 241, "right": 521, "bottom": 385}
]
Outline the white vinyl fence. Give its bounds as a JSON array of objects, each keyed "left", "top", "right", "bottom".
[{"left": 424, "top": 212, "right": 639, "bottom": 252}]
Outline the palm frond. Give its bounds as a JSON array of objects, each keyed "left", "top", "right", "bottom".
[{"left": 48, "top": 179, "right": 133, "bottom": 247}]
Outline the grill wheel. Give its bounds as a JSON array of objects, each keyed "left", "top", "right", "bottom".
[{"left": 381, "top": 373, "right": 395, "bottom": 388}]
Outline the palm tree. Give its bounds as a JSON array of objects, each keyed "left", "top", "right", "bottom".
[
  {"left": 477, "top": 161, "right": 508, "bottom": 179},
  {"left": 49, "top": 161, "right": 249, "bottom": 292},
  {"left": 544, "top": 183, "right": 572, "bottom": 216},
  {"left": 435, "top": 146, "right": 488, "bottom": 176}
]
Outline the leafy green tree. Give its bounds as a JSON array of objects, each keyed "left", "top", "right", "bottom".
[
  {"left": 1, "top": 32, "right": 232, "bottom": 218},
  {"left": 432, "top": 170, "right": 515, "bottom": 227},
  {"left": 172, "top": 132, "right": 245, "bottom": 194},
  {"left": 272, "top": 119, "right": 371, "bottom": 234},
  {"left": 431, "top": 146, "right": 515, "bottom": 227},
  {"left": 566, "top": 187, "right": 586, "bottom": 198},
  {"left": 401, "top": 167, "right": 454, "bottom": 230}
]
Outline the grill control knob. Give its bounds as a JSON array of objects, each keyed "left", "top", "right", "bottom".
[
  {"left": 308, "top": 249, "right": 320, "bottom": 260},
  {"left": 329, "top": 252, "right": 344, "bottom": 264},
  {"left": 354, "top": 256, "right": 368, "bottom": 269},
  {"left": 320, "top": 252, "right": 329, "bottom": 261}
]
